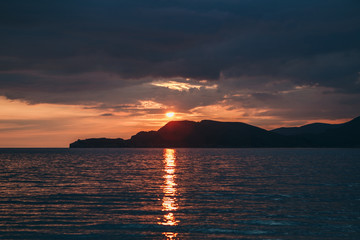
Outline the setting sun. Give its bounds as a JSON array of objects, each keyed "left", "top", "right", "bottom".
[{"left": 166, "top": 112, "right": 175, "bottom": 118}]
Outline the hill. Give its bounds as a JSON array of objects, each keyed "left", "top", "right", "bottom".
[
  {"left": 129, "top": 120, "right": 294, "bottom": 147},
  {"left": 271, "top": 116, "right": 360, "bottom": 147},
  {"left": 271, "top": 123, "right": 342, "bottom": 136},
  {"left": 69, "top": 116, "right": 360, "bottom": 148}
]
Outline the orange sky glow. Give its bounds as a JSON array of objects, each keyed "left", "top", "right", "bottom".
[{"left": 0, "top": 96, "right": 350, "bottom": 147}]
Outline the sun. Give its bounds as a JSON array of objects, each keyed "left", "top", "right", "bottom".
[{"left": 166, "top": 112, "right": 175, "bottom": 118}]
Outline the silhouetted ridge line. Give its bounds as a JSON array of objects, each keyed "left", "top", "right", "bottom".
[
  {"left": 69, "top": 116, "right": 360, "bottom": 148},
  {"left": 271, "top": 123, "right": 342, "bottom": 136}
]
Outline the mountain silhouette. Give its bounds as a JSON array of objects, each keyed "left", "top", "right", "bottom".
[
  {"left": 309, "top": 116, "right": 360, "bottom": 147},
  {"left": 69, "top": 138, "right": 127, "bottom": 148},
  {"left": 129, "top": 120, "right": 293, "bottom": 147},
  {"left": 271, "top": 123, "right": 342, "bottom": 136},
  {"left": 69, "top": 116, "right": 360, "bottom": 148}
]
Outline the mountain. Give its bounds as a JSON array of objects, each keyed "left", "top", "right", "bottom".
[
  {"left": 271, "top": 116, "right": 360, "bottom": 147},
  {"left": 129, "top": 120, "right": 294, "bottom": 147},
  {"left": 271, "top": 123, "right": 342, "bottom": 136},
  {"left": 69, "top": 116, "right": 360, "bottom": 148},
  {"left": 310, "top": 116, "right": 360, "bottom": 147},
  {"left": 70, "top": 120, "right": 297, "bottom": 148},
  {"left": 69, "top": 138, "right": 128, "bottom": 148}
]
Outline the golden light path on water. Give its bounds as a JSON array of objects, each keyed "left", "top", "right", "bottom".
[{"left": 158, "top": 149, "right": 179, "bottom": 239}]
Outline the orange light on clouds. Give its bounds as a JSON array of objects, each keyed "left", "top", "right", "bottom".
[
  {"left": 0, "top": 97, "right": 174, "bottom": 147},
  {"left": 0, "top": 95, "right": 352, "bottom": 147},
  {"left": 166, "top": 112, "right": 175, "bottom": 118}
]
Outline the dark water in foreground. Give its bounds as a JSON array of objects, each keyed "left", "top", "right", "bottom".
[{"left": 0, "top": 148, "right": 359, "bottom": 239}]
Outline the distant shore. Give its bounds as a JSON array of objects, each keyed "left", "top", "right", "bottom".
[{"left": 70, "top": 117, "right": 360, "bottom": 148}]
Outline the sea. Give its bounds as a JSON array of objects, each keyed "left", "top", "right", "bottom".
[{"left": 0, "top": 148, "right": 359, "bottom": 239}]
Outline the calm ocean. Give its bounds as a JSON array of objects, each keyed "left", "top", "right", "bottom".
[{"left": 0, "top": 148, "right": 359, "bottom": 239}]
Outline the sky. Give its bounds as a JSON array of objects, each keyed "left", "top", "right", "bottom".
[{"left": 1, "top": 0, "right": 360, "bottom": 147}]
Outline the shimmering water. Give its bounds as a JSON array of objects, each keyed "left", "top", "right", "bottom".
[{"left": 0, "top": 148, "right": 359, "bottom": 239}]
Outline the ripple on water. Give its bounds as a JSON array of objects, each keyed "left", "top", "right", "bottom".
[{"left": 0, "top": 148, "right": 359, "bottom": 239}]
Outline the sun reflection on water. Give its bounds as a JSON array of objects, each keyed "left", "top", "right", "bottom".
[{"left": 158, "top": 149, "right": 180, "bottom": 239}]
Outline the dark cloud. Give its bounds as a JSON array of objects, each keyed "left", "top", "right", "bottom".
[
  {"left": 100, "top": 113, "right": 114, "bottom": 117},
  {"left": 0, "top": 0, "right": 359, "bottom": 119}
]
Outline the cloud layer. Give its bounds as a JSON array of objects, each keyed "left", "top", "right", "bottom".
[{"left": 1, "top": 0, "right": 360, "bottom": 122}]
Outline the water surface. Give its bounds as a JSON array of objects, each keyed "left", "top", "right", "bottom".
[{"left": 0, "top": 148, "right": 359, "bottom": 239}]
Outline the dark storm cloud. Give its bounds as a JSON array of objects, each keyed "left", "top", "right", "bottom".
[{"left": 0, "top": 0, "right": 359, "bottom": 114}]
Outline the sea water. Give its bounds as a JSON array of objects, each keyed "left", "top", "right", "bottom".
[{"left": 0, "top": 148, "right": 359, "bottom": 239}]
